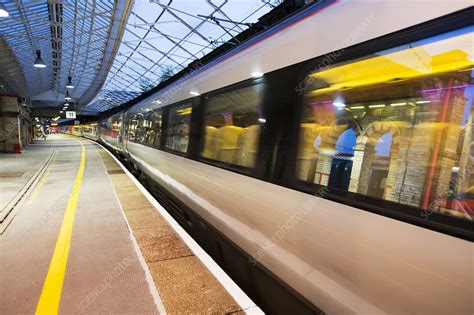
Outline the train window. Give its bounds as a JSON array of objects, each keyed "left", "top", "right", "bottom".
[
  {"left": 297, "top": 27, "right": 473, "bottom": 220},
  {"left": 127, "top": 114, "right": 139, "bottom": 142},
  {"left": 136, "top": 114, "right": 147, "bottom": 143},
  {"left": 202, "top": 83, "right": 264, "bottom": 168},
  {"left": 128, "top": 110, "right": 162, "bottom": 146},
  {"left": 146, "top": 110, "right": 163, "bottom": 146},
  {"left": 104, "top": 115, "right": 120, "bottom": 139},
  {"left": 166, "top": 103, "right": 192, "bottom": 153}
]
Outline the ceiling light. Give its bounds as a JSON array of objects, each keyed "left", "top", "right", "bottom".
[
  {"left": 333, "top": 102, "right": 346, "bottom": 108},
  {"left": 66, "top": 76, "right": 74, "bottom": 89},
  {"left": 349, "top": 106, "right": 365, "bottom": 110},
  {"left": 190, "top": 91, "right": 199, "bottom": 96},
  {"left": 33, "top": 50, "right": 46, "bottom": 68},
  {"left": 0, "top": 3, "right": 9, "bottom": 17},
  {"left": 60, "top": 111, "right": 63, "bottom": 113},
  {"left": 369, "top": 104, "right": 385, "bottom": 108},
  {"left": 251, "top": 72, "right": 264, "bottom": 78},
  {"left": 415, "top": 100, "right": 431, "bottom": 104},
  {"left": 258, "top": 117, "right": 266, "bottom": 123},
  {"left": 65, "top": 91, "right": 71, "bottom": 101},
  {"left": 390, "top": 102, "right": 407, "bottom": 107}
]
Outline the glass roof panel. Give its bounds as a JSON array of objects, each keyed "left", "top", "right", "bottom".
[{"left": 86, "top": 0, "right": 274, "bottom": 111}]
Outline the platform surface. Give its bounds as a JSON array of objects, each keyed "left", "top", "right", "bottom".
[
  {"left": 0, "top": 141, "right": 53, "bottom": 216},
  {"left": 0, "top": 135, "right": 248, "bottom": 314}
]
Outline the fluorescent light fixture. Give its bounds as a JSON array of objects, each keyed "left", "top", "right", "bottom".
[
  {"left": 333, "top": 102, "right": 346, "bottom": 108},
  {"left": 258, "top": 117, "right": 266, "bottom": 123},
  {"left": 65, "top": 91, "right": 71, "bottom": 100},
  {"left": 60, "top": 111, "right": 63, "bottom": 113},
  {"left": 369, "top": 104, "right": 385, "bottom": 108},
  {"left": 33, "top": 50, "right": 46, "bottom": 68},
  {"left": 390, "top": 102, "right": 407, "bottom": 107},
  {"left": 251, "top": 72, "right": 264, "bottom": 78},
  {"left": 349, "top": 106, "right": 365, "bottom": 110},
  {"left": 66, "top": 76, "right": 74, "bottom": 89},
  {"left": 153, "top": 100, "right": 162, "bottom": 105},
  {"left": 189, "top": 91, "right": 199, "bottom": 96},
  {"left": 415, "top": 100, "right": 431, "bottom": 104},
  {"left": 0, "top": 3, "right": 9, "bottom": 17},
  {"left": 53, "top": 116, "right": 60, "bottom": 121}
]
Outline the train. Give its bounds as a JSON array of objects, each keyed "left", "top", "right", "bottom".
[
  {"left": 63, "top": 2, "right": 473, "bottom": 314},
  {"left": 59, "top": 123, "right": 98, "bottom": 140}
]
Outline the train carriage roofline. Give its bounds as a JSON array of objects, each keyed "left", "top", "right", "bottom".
[{"left": 102, "top": 1, "right": 472, "bottom": 117}]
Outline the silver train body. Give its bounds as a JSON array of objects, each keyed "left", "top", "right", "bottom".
[{"left": 93, "top": 1, "right": 473, "bottom": 313}]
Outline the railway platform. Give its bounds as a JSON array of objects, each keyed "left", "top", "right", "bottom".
[{"left": 0, "top": 134, "right": 260, "bottom": 314}]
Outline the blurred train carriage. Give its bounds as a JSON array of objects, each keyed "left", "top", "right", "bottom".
[{"left": 60, "top": 2, "right": 473, "bottom": 314}]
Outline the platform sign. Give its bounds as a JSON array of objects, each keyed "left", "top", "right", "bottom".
[
  {"left": 74, "top": 120, "right": 80, "bottom": 125},
  {"left": 65, "top": 111, "right": 76, "bottom": 119}
]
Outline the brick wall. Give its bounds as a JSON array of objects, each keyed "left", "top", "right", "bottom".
[{"left": 0, "top": 95, "right": 22, "bottom": 153}]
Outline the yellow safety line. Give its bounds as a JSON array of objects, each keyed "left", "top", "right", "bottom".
[
  {"left": 35, "top": 141, "right": 86, "bottom": 315},
  {"left": 26, "top": 153, "right": 56, "bottom": 205}
]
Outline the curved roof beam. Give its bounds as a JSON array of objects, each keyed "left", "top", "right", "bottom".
[{"left": 78, "top": 0, "right": 134, "bottom": 107}]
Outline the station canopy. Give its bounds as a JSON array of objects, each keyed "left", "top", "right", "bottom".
[
  {"left": 0, "top": 0, "right": 281, "bottom": 115},
  {"left": 0, "top": 1, "right": 131, "bottom": 115},
  {"left": 86, "top": 0, "right": 275, "bottom": 112}
]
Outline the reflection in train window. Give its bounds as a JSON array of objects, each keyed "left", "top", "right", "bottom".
[
  {"left": 297, "top": 27, "right": 473, "bottom": 220},
  {"left": 145, "top": 110, "right": 163, "bottom": 146},
  {"left": 202, "top": 83, "right": 264, "bottom": 167},
  {"left": 103, "top": 115, "right": 121, "bottom": 139},
  {"left": 166, "top": 103, "right": 192, "bottom": 153},
  {"left": 127, "top": 114, "right": 139, "bottom": 142}
]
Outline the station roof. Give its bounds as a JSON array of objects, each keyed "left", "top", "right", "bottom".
[
  {"left": 0, "top": 1, "right": 132, "bottom": 115},
  {"left": 0, "top": 0, "right": 310, "bottom": 116},
  {"left": 85, "top": 0, "right": 276, "bottom": 112}
]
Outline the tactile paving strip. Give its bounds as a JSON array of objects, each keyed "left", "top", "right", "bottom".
[{"left": 97, "top": 149, "right": 243, "bottom": 314}]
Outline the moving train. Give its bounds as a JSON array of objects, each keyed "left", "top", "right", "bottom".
[
  {"left": 68, "top": 2, "right": 473, "bottom": 314},
  {"left": 60, "top": 123, "right": 98, "bottom": 140}
]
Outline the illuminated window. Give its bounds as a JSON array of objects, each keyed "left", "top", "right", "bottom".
[
  {"left": 148, "top": 110, "right": 163, "bottom": 146},
  {"left": 297, "top": 26, "right": 473, "bottom": 220},
  {"left": 166, "top": 103, "right": 192, "bottom": 153},
  {"left": 202, "top": 84, "right": 264, "bottom": 168}
]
